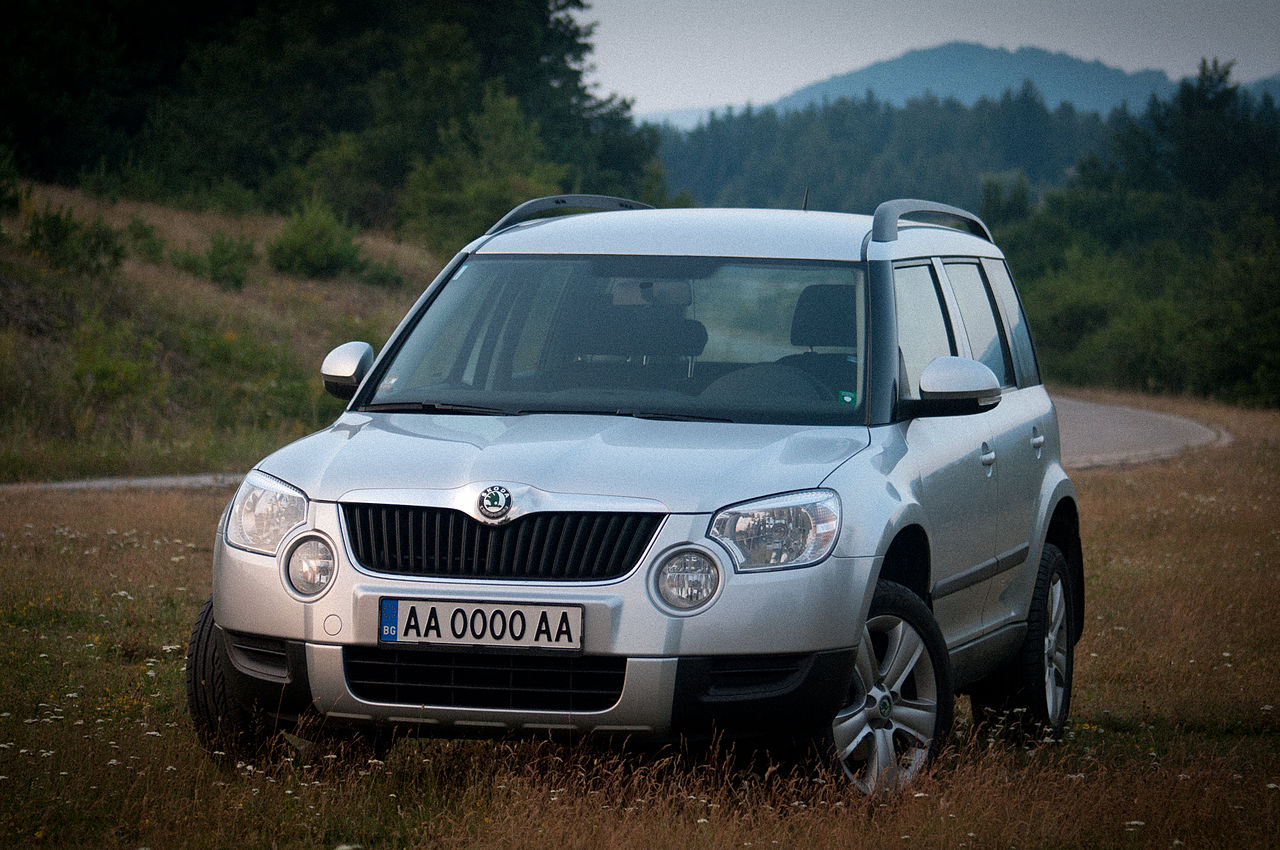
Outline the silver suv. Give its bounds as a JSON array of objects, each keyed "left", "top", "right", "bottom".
[{"left": 187, "top": 196, "right": 1083, "bottom": 793}]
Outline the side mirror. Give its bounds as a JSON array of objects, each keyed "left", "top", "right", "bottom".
[
  {"left": 916, "top": 356, "right": 1002, "bottom": 417},
  {"left": 321, "top": 341, "right": 374, "bottom": 401}
]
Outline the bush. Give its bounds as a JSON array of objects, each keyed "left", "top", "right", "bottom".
[
  {"left": 206, "top": 230, "right": 255, "bottom": 290},
  {"left": 169, "top": 244, "right": 206, "bottom": 278},
  {"left": 23, "top": 204, "right": 78, "bottom": 259},
  {"left": 361, "top": 259, "right": 404, "bottom": 289},
  {"left": 169, "top": 231, "right": 256, "bottom": 290},
  {"left": 266, "top": 199, "right": 366, "bottom": 278},
  {"left": 125, "top": 216, "right": 166, "bottom": 264},
  {"left": 201, "top": 179, "right": 257, "bottom": 217},
  {"left": 22, "top": 204, "right": 125, "bottom": 279}
]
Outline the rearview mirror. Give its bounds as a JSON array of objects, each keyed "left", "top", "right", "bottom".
[
  {"left": 321, "top": 341, "right": 374, "bottom": 401},
  {"left": 612, "top": 279, "right": 693, "bottom": 306},
  {"left": 916, "top": 356, "right": 1002, "bottom": 417}
]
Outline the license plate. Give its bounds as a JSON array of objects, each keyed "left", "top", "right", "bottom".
[{"left": 378, "top": 599, "right": 583, "bottom": 651}]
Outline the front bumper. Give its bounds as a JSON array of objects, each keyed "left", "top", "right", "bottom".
[
  {"left": 212, "top": 501, "right": 871, "bottom": 738},
  {"left": 219, "top": 623, "right": 856, "bottom": 739}
]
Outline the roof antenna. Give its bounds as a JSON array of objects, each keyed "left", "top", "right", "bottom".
[{"left": 802, "top": 186, "right": 810, "bottom": 211}]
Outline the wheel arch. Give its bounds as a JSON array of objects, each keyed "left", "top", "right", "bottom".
[{"left": 877, "top": 524, "right": 933, "bottom": 609}]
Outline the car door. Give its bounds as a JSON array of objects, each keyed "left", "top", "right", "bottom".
[
  {"left": 942, "top": 259, "right": 1051, "bottom": 631},
  {"left": 893, "top": 261, "right": 994, "bottom": 649}
]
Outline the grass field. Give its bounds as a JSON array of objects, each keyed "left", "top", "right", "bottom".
[{"left": 1, "top": 392, "right": 1277, "bottom": 848}]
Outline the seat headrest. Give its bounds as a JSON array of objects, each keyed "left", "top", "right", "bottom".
[
  {"left": 571, "top": 306, "right": 707, "bottom": 357},
  {"left": 791, "top": 285, "right": 857, "bottom": 348}
]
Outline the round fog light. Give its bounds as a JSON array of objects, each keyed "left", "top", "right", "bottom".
[
  {"left": 656, "top": 550, "right": 720, "bottom": 611},
  {"left": 288, "top": 538, "right": 335, "bottom": 596}
]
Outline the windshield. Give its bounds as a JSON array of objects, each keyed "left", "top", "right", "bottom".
[{"left": 365, "top": 254, "right": 867, "bottom": 425}]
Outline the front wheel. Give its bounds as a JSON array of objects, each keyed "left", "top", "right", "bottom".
[
  {"left": 831, "top": 582, "right": 954, "bottom": 794},
  {"left": 185, "top": 595, "right": 271, "bottom": 756}
]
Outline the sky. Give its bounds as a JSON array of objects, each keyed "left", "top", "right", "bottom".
[{"left": 576, "top": 0, "right": 1280, "bottom": 115}]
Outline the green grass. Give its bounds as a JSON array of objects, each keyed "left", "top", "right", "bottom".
[{"left": 0, "top": 396, "right": 1277, "bottom": 848}]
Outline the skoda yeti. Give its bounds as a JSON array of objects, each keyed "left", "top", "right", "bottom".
[{"left": 187, "top": 195, "right": 1083, "bottom": 793}]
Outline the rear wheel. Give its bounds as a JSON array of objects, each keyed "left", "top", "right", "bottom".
[
  {"left": 970, "top": 543, "right": 1074, "bottom": 737},
  {"left": 185, "top": 595, "right": 271, "bottom": 756},
  {"left": 831, "top": 582, "right": 954, "bottom": 794}
]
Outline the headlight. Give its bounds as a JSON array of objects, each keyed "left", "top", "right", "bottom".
[
  {"left": 288, "top": 538, "right": 336, "bottom": 596},
  {"left": 656, "top": 550, "right": 720, "bottom": 611},
  {"left": 709, "top": 489, "right": 841, "bottom": 571},
  {"left": 226, "top": 470, "right": 307, "bottom": 555}
]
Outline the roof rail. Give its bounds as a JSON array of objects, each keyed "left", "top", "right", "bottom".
[
  {"left": 871, "top": 199, "right": 993, "bottom": 243},
  {"left": 485, "top": 194, "right": 654, "bottom": 235}
]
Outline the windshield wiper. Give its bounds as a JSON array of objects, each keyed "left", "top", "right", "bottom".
[
  {"left": 522, "top": 407, "right": 734, "bottom": 422},
  {"left": 363, "top": 402, "right": 730, "bottom": 422},
  {"left": 360, "top": 401, "right": 516, "bottom": 416},
  {"left": 614, "top": 409, "right": 734, "bottom": 423}
]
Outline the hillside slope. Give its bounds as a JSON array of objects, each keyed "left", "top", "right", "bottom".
[{"left": 1, "top": 185, "right": 440, "bottom": 481}]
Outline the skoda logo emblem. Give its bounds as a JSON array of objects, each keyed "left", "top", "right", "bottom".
[{"left": 478, "top": 485, "right": 513, "bottom": 521}]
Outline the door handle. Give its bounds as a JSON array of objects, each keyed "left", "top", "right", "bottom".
[
  {"left": 980, "top": 442, "right": 996, "bottom": 466},
  {"left": 1031, "top": 426, "right": 1046, "bottom": 458}
]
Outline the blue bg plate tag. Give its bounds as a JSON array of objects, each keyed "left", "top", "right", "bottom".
[{"left": 380, "top": 599, "right": 399, "bottom": 641}]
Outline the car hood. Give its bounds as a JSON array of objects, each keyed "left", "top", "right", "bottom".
[{"left": 256, "top": 412, "right": 870, "bottom": 515}]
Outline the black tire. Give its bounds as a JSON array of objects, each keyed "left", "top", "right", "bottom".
[
  {"left": 830, "top": 581, "right": 954, "bottom": 794},
  {"left": 185, "top": 595, "right": 270, "bottom": 757},
  {"left": 970, "top": 543, "right": 1074, "bottom": 738}
]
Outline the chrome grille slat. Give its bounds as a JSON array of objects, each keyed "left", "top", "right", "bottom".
[{"left": 341, "top": 504, "right": 662, "bottom": 580}]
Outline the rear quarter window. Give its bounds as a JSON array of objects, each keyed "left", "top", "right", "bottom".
[
  {"left": 943, "top": 261, "right": 1016, "bottom": 388},
  {"left": 982, "top": 259, "right": 1041, "bottom": 387}
]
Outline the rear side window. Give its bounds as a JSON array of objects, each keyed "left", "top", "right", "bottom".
[
  {"left": 983, "top": 259, "right": 1040, "bottom": 386},
  {"left": 893, "top": 263, "right": 955, "bottom": 399},
  {"left": 943, "top": 262, "right": 1015, "bottom": 388}
]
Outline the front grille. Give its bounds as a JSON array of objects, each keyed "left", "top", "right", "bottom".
[
  {"left": 342, "top": 504, "right": 663, "bottom": 581},
  {"left": 343, "top": 646, "right": 626, "bottom": 712}
]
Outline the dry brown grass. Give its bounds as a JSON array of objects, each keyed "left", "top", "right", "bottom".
[
  {"left": 1, "top": 392, "right": 1277, "bottom": 848},
  {"left": 20, "top": 183, "right": 438, "bottom": 371},
  {"left": 28, "top": 183, "right": 439, "bottom": 277}
]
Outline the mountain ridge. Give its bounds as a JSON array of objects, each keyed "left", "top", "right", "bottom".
[
  {"left": 772, "top": 42, "right": 1175, "bottom": 115},
  {"left": 643, "top": 41, "right": 1280, "bottom": 129}
]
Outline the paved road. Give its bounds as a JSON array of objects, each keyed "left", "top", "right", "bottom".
[
  {"left": 1054, "top": 396, "right": 1228, "bottom": 469},
  {"left": 0, "top": 397, "right": 1228, "bottom": 491}
]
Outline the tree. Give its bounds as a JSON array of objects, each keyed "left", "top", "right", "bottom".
[
  {"left": 3, "top": 0, "right": 659, "bottom": 225},
  {"left": 1114, "top": 59, "right": 1280, "bottom": 199},
  {"left": 0, "top": 0, "right": 257, "bottom": 179},
  {"left": 400, "top": 84, "right": 568, "bottom": 254},
  {"left": 979, "top": 172, "right": 1032, "bottom": 226},
  {"left": 993, "top": 60, "right": 1280, "bottom": 405}
]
